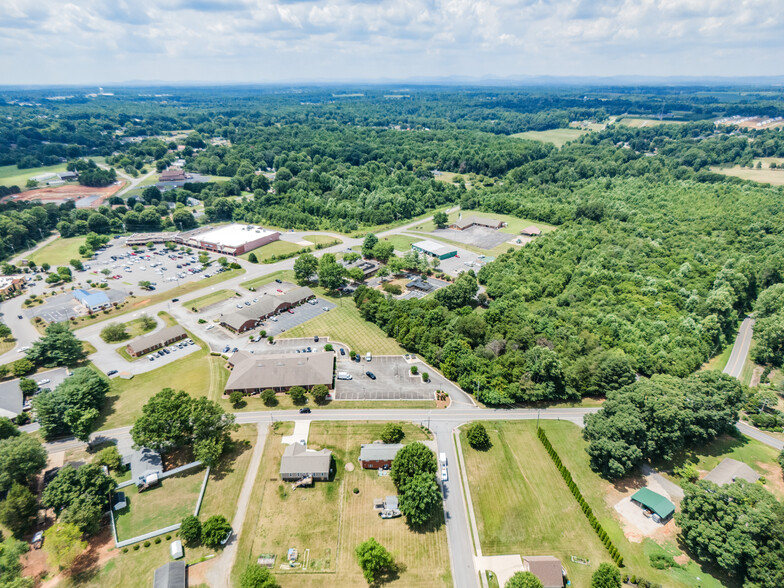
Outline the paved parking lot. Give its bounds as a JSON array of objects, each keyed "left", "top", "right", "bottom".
[
  {"left": 29, "top": 288, "right": 126, "bottom": 322},
  {"left": 436, "top": 249, "right": 489, "bottom": 277},
  {"left": 333, "top": 355, "right": 437, "bottom": 400},
  {"left": 431, "top": 226, "right": 510, "bottom": 249}
]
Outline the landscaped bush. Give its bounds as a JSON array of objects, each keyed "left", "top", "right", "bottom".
[
  {"left": 353, "top": 487, "right": 359, "bottom": 494},
  {"left": 122, "top": 547, "right": 128, "bottom": 553},
  {"left": 144, "top": 540, "right": 151, "bottom": 547},
  {"left": 649, "top": 552, "right": 676, "bottom": 569},
  {"left": 410, "top": 365, "right": 418, "bottom": 375},
  {"left": 154, "top": 537, "right": 162, "bottom": 544},
  {"left": 133, "top": 544, "right": 140, "bottom": 551}
]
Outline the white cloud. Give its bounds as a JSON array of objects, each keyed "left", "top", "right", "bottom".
[{"left": 0, "top": 0, "right": 782, "bottom": 83}]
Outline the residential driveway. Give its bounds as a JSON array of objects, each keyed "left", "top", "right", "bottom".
[{"left": 281, "top": 421, "right": 310, "bottom": 445}]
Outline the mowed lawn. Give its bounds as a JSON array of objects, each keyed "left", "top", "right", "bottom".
[
  {"left": 284, "top": 294, "right": 404, "bottom": 355},
  {"left": 461, "top": 421, "right": 610, "bottom": 588},
  {"left": 189, "top": 288, "right": 239, "bottom": 311},
  {"left": 113, "top": 468, "right": 206, "bottom": 541},
  {"left": 304, "top": 234, "right": 342, "bottom": 246},
  {"left": 510, "top": 128, "right": 587, "bottom": 148},
  {"left": 28, "top": 236, "right": 86, "bottom": 267},
  {"left": 67, "top": 425, "right": 258, "bottom": 588},
  {"left": 240, "top": 240, "right": 302, "bottom": 261},
  {"left": 378, "top": 233, "right": 422, "bottom": 252},
  {"left": 539, "top": 421, "right": 728, "bottom": 588},
  {"left": 241, "top": 269, "right": 296, "bottom": 291},
  {"left": 233, "top": 421, "right": 450, "bottom": 588},
  {"left": 0, "top": 163, "right": 68, "bottom": 188},
  {"left": 97, "top": 344, "right": 230, "bottom": 430}
]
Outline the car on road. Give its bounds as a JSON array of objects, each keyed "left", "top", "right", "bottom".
[
  {"left": 365, "top": 371, "right": 376, "bottom": 380},
  {"left": 276, "top": 289, "right": 283, "bottom": 293},
  {"left": 288, "top": 309, "right": 294, "bottom": 314},
  {"left": 354, "top": 355, "right": 360, "bottom": 363},
  {"left": 275, "top": 279, "right": 282, "bottom": 283},
  {"left": 314, "top": 335, "right": 319, "bottom": 342},
  {"left": 17, "top": 315, "right": 23, "bottom": 319},
  {"left": 232, "top": 347, "right": 238, "bottom": 353},
  {"left": 107, "top": 370, "right": 118, "bottom": 376},
  {"left": 18, "top": 346, "right": 30, "bottom": 353},
  {"left": 171, "top": 298, "right": 179, "bottom": 302},
  {"left": 37, "top": 379, "right": 50, "bottom": 386},
  {"left": 271, "top": 316, "right": 278, "bottom": 322},
  {"left": 299, "top": 407, "right": 311, "bottom": 413},
  {"left": 441, "top": 467, "right": 448, "bottom": 482}
]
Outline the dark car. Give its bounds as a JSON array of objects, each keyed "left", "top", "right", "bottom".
[
  {"left": 171, "top": 298, "right": 179, "bottom": 302},
  {"left": 340, "top": 348, "right": 346, "bottom": 356},
  {"left": 232, "top": 347, "right": 238, "bottom": 353},
  {"left": 223, "top": 345, "right": 230, "bottom": 353},
  {"left": 354, "top": 355, "right": 361, "bottom": 363},
  {"left": 314, "top": 335, "right": 319, "bottom": 342},
  {"left": 299, "top": 407, "right": 311, "bottom": 414},
  {"left": 107, "top": 370, "right": 118, "bottom": 376},
  {"left": 163, "top": 348, "right": 170, "bottom": 354},
  {"left": 366, "top": 371, "right": 376, "bottom": 380},
  {"left": 275, "top": 279, "right": 282, "bottom": 283},
  {"left": 18, "top": 315, "right": 23, "bottom": 319}
]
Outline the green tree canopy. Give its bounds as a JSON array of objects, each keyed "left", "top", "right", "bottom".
[
  {"left": 398, "top": 472, "right": 441, "bottom": 526},
  {"left": 590, "top": 563, "right": 621, "bottom": 588},
  {"left": 355, "top": 537, "right": 396, "bottom": 584},
  {"left": 505, "top": 571, "right": 544, "bottom": 588},
  {"left": 390, "top": 442, "right": 437, "bottom": 491},
  {"left": 33, "top": 367, "right": 109, "bottom": 441},
  {"left": 0, "top": 434, "right": 47, "bottom": 492},
  {"left": 293, "top": 252, "right": 318, "bottom": 284}
]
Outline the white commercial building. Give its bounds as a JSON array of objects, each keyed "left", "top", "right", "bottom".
[{"left": 188, "top": 224, "right": 280, "bottom": 256}]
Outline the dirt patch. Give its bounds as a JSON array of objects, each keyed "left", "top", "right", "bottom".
[
  {"left": 133, "top": 298, "right": 151, "bottom": 307},
  {"left": 757, "top": 462, "right": 784, "bottom": 498},
  {"left": 345, "top": 462, "right": 355, "bottom": 472},
  {"left": 162, "top": 446, "right": 196, "bottom": 470},
  {"left": 2, "top": 182, "right": 125, "bottom": 207},
  {"left": 750, "top": 365, "right": 765, "bottom": 388},
  {"left": 30, "top": 525, "right": 117, "bottom": 588}
]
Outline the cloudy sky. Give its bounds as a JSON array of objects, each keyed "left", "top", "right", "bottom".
[{"left": 1, "top": 0, "right": 782, "bottom": 85}]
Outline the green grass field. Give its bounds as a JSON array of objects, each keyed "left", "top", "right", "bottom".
[
  {"left": 303, "top": 234, "right": 342, "bottom": 246},
  {"left": 616, "top": 117, "right": 688, "bottom": 128},
  {"left": 114, "top": 468, "right": 206, "bottom": 541},
  {"left": 283, "top": 293, "right": 404, "bottom": 355},
  {"left": 240, "top": 240, "right": 303, "bottom": 261},
  {"left": 188, "top": 289, "right": 239, "bottom": 311},
  {"left": 98, "top": 343, "right": 230, "bottom": 430},
  {"left": 27, "top": 236, "right": 86, "bottom": 267},
  {"left": 511, "top": 128, "right": 587, "bottom": 148},
  {"left": 0, "top": 163, "right": 69, "bottom": 188},
  {"left": 240, "top": 269, "right": 296, "bottom": 291},
  {"left": 461, "top": 421, "right": 729, "bottom": 588},
  {"left": 232, "top": 421, "right": 449, "bottom": 588}
]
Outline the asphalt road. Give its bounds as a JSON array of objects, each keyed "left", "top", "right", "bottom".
[{"left": 724, "top": 316, "right": 755, "bottom": 379}]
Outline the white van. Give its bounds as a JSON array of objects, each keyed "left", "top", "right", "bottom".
[
  {"left": 439, "top": 452, "right": 447, "bottom": 466},
  {"left": 365, "top": 352, "right": 372, "bottom": 362},
  {"left": 337, "top": 372, "right": 352, "bottom": 380}
]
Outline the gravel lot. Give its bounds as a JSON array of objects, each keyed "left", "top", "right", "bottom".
[{"left": 431, "top": 226, "right": 510, "bottom": 249}]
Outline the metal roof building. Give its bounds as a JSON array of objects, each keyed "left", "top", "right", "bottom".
[
  {"left": 153, "top": 561, "right": 186, "bottom": 588},
  {"left": 411, "top": 240, "right": 458, "bottom": 260},
  {"left": 225, "top": 350, "right": 333, "bottom": 393},
  {"left": 631, "top": 487, "right": 675, "bottom": 521}
]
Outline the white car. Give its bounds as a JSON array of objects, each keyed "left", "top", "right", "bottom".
[
  {"left": 441, "top": 467, "right": 448, "bottom": 482},
  {"left": 322, "top": 306, "right": 329, "bottom": 311},
  {"left": 206, "top": 325, "right": 215, "bottom": 330},
  {"left": 17, "top": 346, "right": 30, "bottom": 353},
  {"left": 37, "top": 378, "right": 50, "bottom": 386}
]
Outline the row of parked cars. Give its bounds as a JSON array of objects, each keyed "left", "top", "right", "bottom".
[{"left": 148, "top": 338, "right": 196, "bottom": 361}]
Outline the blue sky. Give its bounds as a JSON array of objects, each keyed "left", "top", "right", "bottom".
[{"left": 1, "top": 0, "right": 782, "bottom": 84}]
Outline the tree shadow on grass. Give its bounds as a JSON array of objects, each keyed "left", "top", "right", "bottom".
[
  {"left": 371, "top": 562, "right": 407, "bottom": 586},
  {"left": 209, "top": 437, "right": 252, "bottom": 481}
]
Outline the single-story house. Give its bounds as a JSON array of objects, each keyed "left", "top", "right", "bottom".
[
  {"left": 631, "top": 487, "right": 675, "bottom": 523},
  {"left": 126, "top": 326, "right": 187, "bottom": 357},
  {"left": 225, "top": 350, "right": 333, "bottom": 394},
  {"left": 153, "top": 560, "right": 186, "bottom": 588},
  {"left": 451, "top": 215, "right": 506, "bottom": 230},
  {"left": 159, "top": 168, "right": 188, "bottom": 182},
  {"left": 73, "top": 289, "right": 112, "bottom": 313},
  {"left": 58, "top": 171, "right": 78, "bottom": 181},
  {"left": 406, "top": 278, "right": 433, "bottom": 292},
  {"left": 220, "top": 286, "right": 315, "bottom": 333},
  {"left": 280, "top": 443, "right": 332, "bottom": 481},
  {"left": 522, "top": 556, "right": 566, "bottom": 588},
  {"left": 124, "top": 447, "right": 163, "bottom": 488},
  {"left": 703, "top": 458, "right": 761, "bottom": 486},
  {"left": 358, "top": 443, "right": 405, "bottom": 469},
  {"left": 343, "top": 259, "right": 381, "bottom": 279},
  {"left": 521, "top": 225, "right": 542, "bottom": 236},
  {"left": 411, "top": 240, "right": 458, "bottom": 260}
]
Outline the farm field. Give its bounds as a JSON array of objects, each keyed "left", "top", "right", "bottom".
[
  {"left": 710, "top": 160, "right": 784, "bottom": 186},
  {"left": 240, "top": 239, "right": 302, "bottom": 262},
  {"left": 510, "top": 128, "right": 586, "bottom": 148},
  {"left": 0, "top": 163, "right": 69, "bottom": 188},
  {"left": 188, "top": 288, "right": 239, "bottom": 311},
  {"left": 615, "top": 117, "right": 688, "bottom": 128},
  {"left": 460, "top": 421, "right": 728, "bottom": 588},
  {"left": 232, "top": 421, "right": 450, "bottom": 588},
  {"left": 283, "top": 291, "right": 405, "bottom": 355},
  {"left": 27, "top": 236, "right": 86, "bottom": 267}
]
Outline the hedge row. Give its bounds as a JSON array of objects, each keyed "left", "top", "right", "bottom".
[{"left": 537, "top": 427, "right": 624, "bottom": 567}]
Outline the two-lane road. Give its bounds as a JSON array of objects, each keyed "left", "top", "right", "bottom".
[{"left": 724, "top": 316, "right": 755, "bottom": 379}]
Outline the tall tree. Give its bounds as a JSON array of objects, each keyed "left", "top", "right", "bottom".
[
  {"left": 33, "top": 368, "right": 109, "bottom": 441},
  {"left": 0, "top": 483, "right": 37, "bottom": 537},
  {"left": 44, "top": 523, "right": 86, "bottom": 570},
  {"left": 398, "top": 472, "right": 441, "bottom": 526},
  {"left": 26, "top": 322, "right": 85, "bottom": 367},
  {"left": 293, "top": 252, "right": 318, "bottom": 284},
  {"left": 0, "top": 435, "right": 47, "bottom": 492},
  {"left": 505, "top": 572, "right": 543, "bottom": 588},
  {"left": 355, "top": 538, "right": 396, "bottom": 584},
  {"left": 390, "top": 442, "right": 437, "bottom": 490},
  {"left": 590, "top": 563, "right": 621, "bottom": 588}
]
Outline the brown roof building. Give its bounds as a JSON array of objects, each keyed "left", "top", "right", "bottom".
[
  {"left": 225, "top": 351, "right": 334, "bottom": 394},
  {"left": 451, "top": 215, "right": 506, "bottom": 230},
  {"left": 523, "top": 556, "right": 565, "bottom": 588},
  {"left": 521, "top": 225, "right": 542, "bottom": 236},
  {"left": 159, "top": 168, "right": 188, "bottom": 182},
  {"left": 126, "top": 326, "right": 187, "bottom": 357},
  {"left": 220, "top": 286, "right": 314, "bottom": 333}
]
